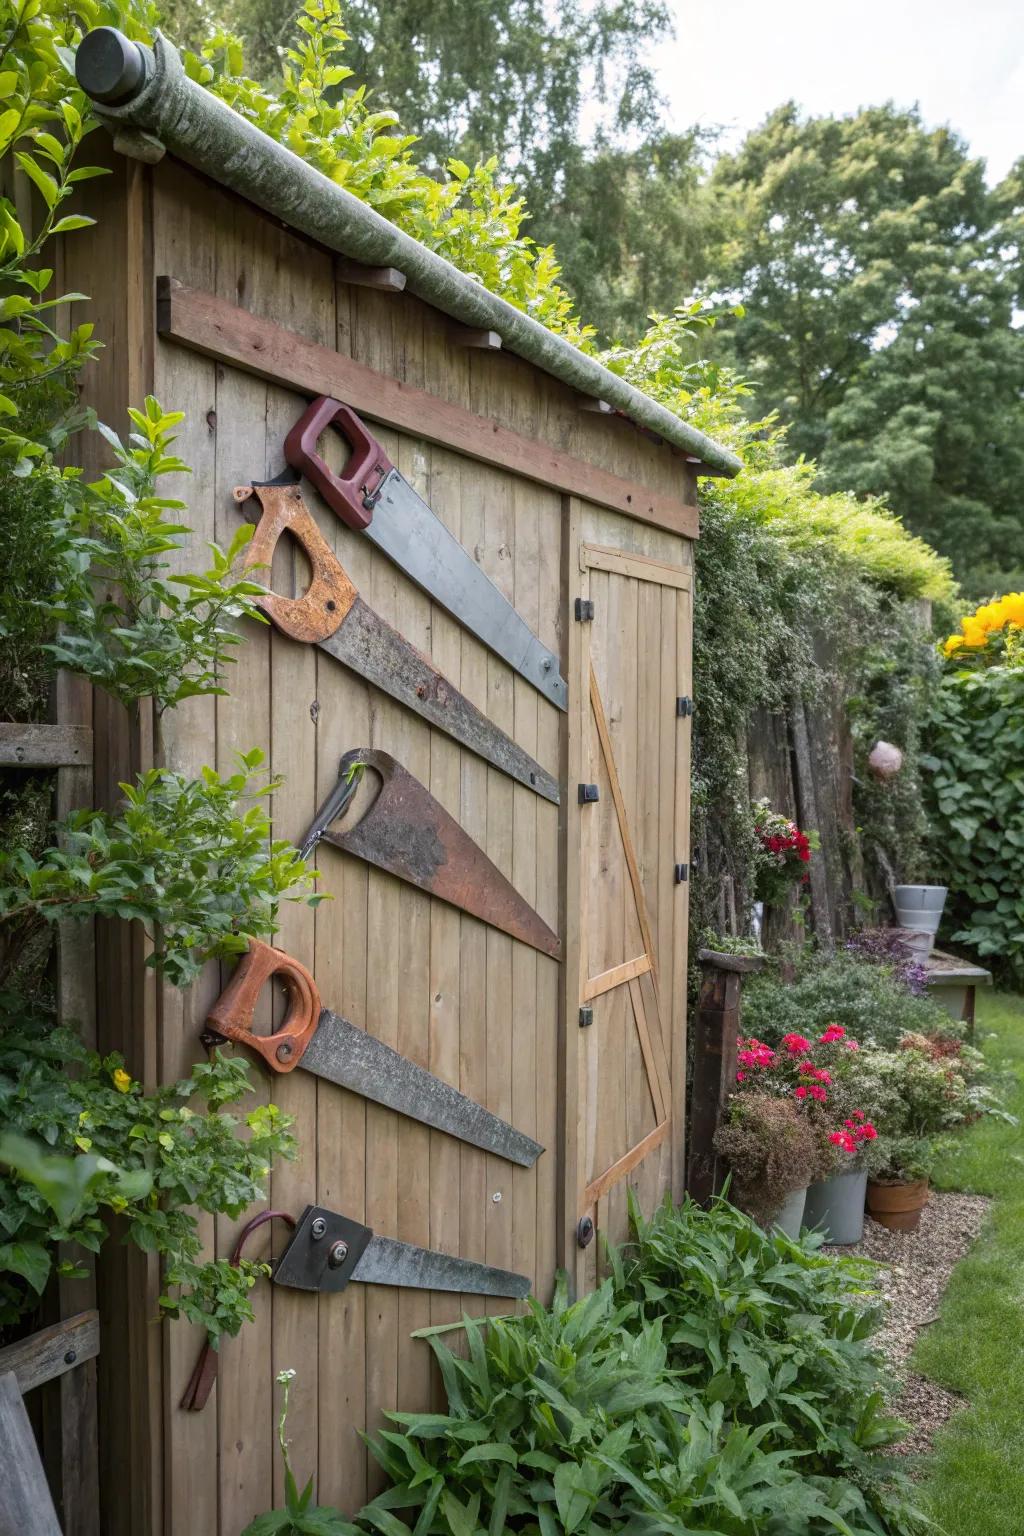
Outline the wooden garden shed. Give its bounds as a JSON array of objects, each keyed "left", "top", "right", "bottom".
[{"left": 62, "top": 27, "right": 740, "bottom": 1534}]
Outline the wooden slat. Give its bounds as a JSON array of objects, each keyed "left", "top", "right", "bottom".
[
  {"left": 582, "top": 952, "right": 651, "bottom": 1001},
  {"left": 0, "top": 1372, "right": 62, "bottom": 1536},
  {"left": 0, "top": 723, "right": 92, "bottom": 767},
  {"left": 0, "top": 1313, "right": 99, "bottom": 1396},
  {"left": 337, "top": 260, "right": 406, "bottom": 292},
  {"left": 581, "top": 543, "right": 693, "bottom": 588},
  {"left": 582, "top": 1121, "right": 670, "bottom": 1209},
  {"left": 156, "top": 279, "right": 699, "bottom": 538},
  {"left": 589, "top": 666, "right": 658, "bottom": 986},
  {"left": 628, "top": 977, "right": 667, "bottom": 1124}
]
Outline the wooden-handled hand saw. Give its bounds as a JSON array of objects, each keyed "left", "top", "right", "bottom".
[
  {"left": 234, "top": 479, "right": 559, "bottom": 805},
  {"left": 203, "top": 939, "right": 543, "bottom": 1168},
  {"left": 284, "top": 396, "right": 567, "bottom": 712},
  {"left": 301, "top": 749, "right": 562, "bottom": 959}
]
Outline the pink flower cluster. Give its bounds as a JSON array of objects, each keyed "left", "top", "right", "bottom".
[{"left": 829, "top": 1111, "right": 878, "bottom": 1155}]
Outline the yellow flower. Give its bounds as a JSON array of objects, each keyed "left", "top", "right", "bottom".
[{"left": 112, "top": 1067, "right": 132, "bottom": 1093}]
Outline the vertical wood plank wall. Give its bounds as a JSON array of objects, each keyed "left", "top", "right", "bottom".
[{"left": 67, "top": 155, "right": 698, "bottom": 1535}]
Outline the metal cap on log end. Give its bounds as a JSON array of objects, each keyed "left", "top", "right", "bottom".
[{"left": 75, "top": 27, "right": 146, "bottom": 104}]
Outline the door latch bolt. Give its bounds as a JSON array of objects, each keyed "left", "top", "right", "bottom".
[{"left": 575, "top": 598, "right": 595, "bottom": 622}]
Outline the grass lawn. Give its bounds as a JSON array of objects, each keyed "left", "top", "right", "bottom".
[{"left": 914, "top": 989, "right": 1024, "bottom": 1533}]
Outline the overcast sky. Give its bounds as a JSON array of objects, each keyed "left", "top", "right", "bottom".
[{"left": 656, "top": 0, "right": 1023, "bottom": 184}]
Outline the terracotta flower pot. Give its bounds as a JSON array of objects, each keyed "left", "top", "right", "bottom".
[{"left": 866, "top": 1177, "right": 929, "bottom": 1232}]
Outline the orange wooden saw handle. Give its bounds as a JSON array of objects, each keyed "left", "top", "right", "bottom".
[
  {"left": 235, "top": 481, "right": 358, "bottom": 644},
  {"left": 206, "top": 939, "right": 322, "bottom": 1073}
]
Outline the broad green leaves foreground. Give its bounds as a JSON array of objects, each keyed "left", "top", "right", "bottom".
[{"left": 245, "top": 1198, "right": 931, "bottom": 1536}]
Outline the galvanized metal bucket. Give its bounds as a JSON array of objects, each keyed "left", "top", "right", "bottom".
[
  {"left": 770, "top": 1185, "right": 807, "bottom": 1240},
  {"left": 803, "top": 1167, "right": 867, "bottom": 1245}
]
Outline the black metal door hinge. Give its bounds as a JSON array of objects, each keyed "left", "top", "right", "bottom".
[
  {"left": 676, "top": 696, "right": 694, "bottom": 717},
  {"left": 578, "top": 1006, "right": 593, "bottom": 1027},
  {"left": 575, "top": 598, "right": 595, "bottom": 622},
  {"left": 578, "top": 783, "right": 599, "bottom": 803},
  {"left": 674, "top": 863, "right": 689, "bottom": 884}
]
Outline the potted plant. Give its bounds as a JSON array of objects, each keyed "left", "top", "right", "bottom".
[
  {"left": 892, "top": 882, "right": 947, "bottom": 956},
  {"left": 865, "top": 1136, "right": 934, "bottom": 1231},
  {"left": 713, "top": 1091, "right": 827, "bottom": 1236},
  {"left": 751, "top": 800, "right": 818, "bottom": 908},
  {"left": 728, "top": 1023, "right": 882, "bottom": 1243}
]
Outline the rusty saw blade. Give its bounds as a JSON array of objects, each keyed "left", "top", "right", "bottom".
[
  {"left": 234, "top": 480, "right": 559, "bottom": 805},
  {"left": 204, "top": 940, "right": 543, "bottom": 1168},
  {"left": 302, "top": 749, "right": 562, "bottom": 959},
  {"left": 273, "top": 1204, "right": 530, "bottom": 1299}
]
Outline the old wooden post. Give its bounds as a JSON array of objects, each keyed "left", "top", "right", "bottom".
[{"left": 686, "top": 949, "right": 765, "bottom": 1202}]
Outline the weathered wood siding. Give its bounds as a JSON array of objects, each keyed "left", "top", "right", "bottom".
[{"left": 65, "top": 149, "right": 697, "bottom": 1535}]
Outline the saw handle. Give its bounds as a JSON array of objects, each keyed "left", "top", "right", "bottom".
[
  {"left": 236, "top": 482, "right": 359, "bottom": 645},
  {"left": 206, "top": 940, "right": 322, "bottom": 1074},
  {"left": 284, "top": 397, "right": 394, "bottom": 531}
]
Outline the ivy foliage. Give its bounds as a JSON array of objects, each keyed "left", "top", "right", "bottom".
[
  {"left": 922, "top": 661, "right": 1024, "bottom": 983},
  {"left": 0, "top": 1020, "right": 295, "bottom": 1337}
]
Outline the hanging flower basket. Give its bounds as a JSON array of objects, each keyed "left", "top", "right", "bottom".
[{"left": 751, "top": 800, "right": 818, "bottom": 905}]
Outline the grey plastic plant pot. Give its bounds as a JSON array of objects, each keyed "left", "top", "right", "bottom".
[
  {"left": 770, "top": 1185, "right": 807, "bottom": 1240},
  {"left": 803, "top": 1167, "right": 867, "bottom": 1245},
  {"left": 894, "top": 884, "right": 947, "bottom": 926}
]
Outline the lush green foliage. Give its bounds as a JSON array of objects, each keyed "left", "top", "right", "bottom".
[
  {"left": 705, "top": 104, "right": 1023, "bottom": 593},
  {"left": 48, "top": 397, "right": 267, "bottom": 714},
  {"left": 247, "top": 1205, "right": 931, "bottom": 1535},
  {"left": 922, "top": 662, "right": 1024, "bottom": 983},
  {"left": 743, "top": 953, "right": 963, "bottom": 1052},
  {"left": 914, "top": 991, "right": 1024, "bottom": 1534},
  {"left": 0, "top": 749, "right": 315, "bottom": 987},
  {"left": 0, "top": 1017, "right": 295, "bottom": 1333}
]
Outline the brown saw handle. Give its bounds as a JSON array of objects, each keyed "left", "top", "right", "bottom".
[
  {"left": 234, "top": 482, "right": 359, "bottom": 644},
  {"left": 283, "top": 397, "right": 394, "bottom": 531},
  {"left": 206, "top": 939, "right": 322, "bottom": 1073}
]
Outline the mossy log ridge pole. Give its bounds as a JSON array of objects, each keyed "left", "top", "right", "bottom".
[{"left": 74, "top": 26, "right": 742, "bottom": 479}]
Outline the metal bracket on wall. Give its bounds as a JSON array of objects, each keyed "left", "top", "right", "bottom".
[
  {"left": 575, "top": 598, "right": 595, "bottom": 622},
  {"left": 578, "top": 783, "right": 600, "bottom": 804},
  {"left": 578, "top": 1006, "right": 594, "bottom": 1028},
  {"left": 676, "top": 696, "right": 694, "bottom": 717},
  {"left": 674, "top": 863, "right": 689, "bottom": 884}
]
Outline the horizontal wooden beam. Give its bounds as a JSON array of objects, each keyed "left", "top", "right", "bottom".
[
  {"left": 450, "top": 325, "right": 502, "bottom": 351},
  {"left": 336, "top": 259, "right": 406, "bottom": 292},
  {"left": 156, "top": 278, "right": 699, "bottom": 539},
  {"left": 0, "top": 724, "right": 93, "bottom": 768},
  {"left": 0, "top": 1312, "right": 100, "bottom": 1396}
]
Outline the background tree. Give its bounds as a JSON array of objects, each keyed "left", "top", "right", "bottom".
[{"left": 703, "top": 104, "right": 1024, "bottom": 592}]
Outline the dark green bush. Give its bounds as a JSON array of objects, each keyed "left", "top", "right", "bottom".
[
  {"left": 611, "top": 1195, "right": 929, "bottom": 1535},
  {"left": 247, "top": 1200, "right": 931, "bottom": 1536},
  {"left": 742, "top": 953, "right": 961, "bottom": 1050}
]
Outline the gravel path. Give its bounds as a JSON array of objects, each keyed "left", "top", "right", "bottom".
[{"left": 826, "top": 1190, "right": 990, "bottom": 1456}]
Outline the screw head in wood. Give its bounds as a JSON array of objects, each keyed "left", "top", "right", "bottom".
[
  {"left": 576, "top": 1216, "right": 595, "bottom": 1249},
  {"left": 328, "top": 1240, "right": 349, "bottom": 1268},
  {"left": 310, "top": 1216, "right": 327, "bottom": 1240},
  {"left": 64, "top": 1349, "right": 77, "bottom": 1366}
]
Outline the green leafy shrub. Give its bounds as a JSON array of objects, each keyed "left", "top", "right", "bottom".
[
  {"left": 0, "top": 1011, "right": 294, "bottom": 1333},
  {"left": 246, "top": 1263, "right": 930, "bottom": 1536},
  {"left": 612, "top": 1195, "right": 929, "bottom": 1534},
  {"left": 713, "top": 1092, "right": 829, "bottom": 1223},
  {"left": 0, "top": 749, "right": 316, "bottom": 988},
  {"left": 922, "top": 662, "right": 1024, "bottom": 982},
  {"left": 742, "top": 953, "right": 962, "bottom": 1051}
]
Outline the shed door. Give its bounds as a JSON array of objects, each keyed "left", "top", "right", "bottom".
[{"left": 574, "top": 542, "right": 692, "bottom": 1252}]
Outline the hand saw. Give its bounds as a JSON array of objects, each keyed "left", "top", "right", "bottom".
[
  {"left": 283, "top": 396, "right": 568, "bottom": 713},
  {"left": 234, "top": 478, "right": 559, "bottom": 805},
  {"left": 204, "top": 940, "right": 543, "bottom": 1168},
  {"left": 301, "top": 748, "right": 562, "bottom": 959},
  {"left": 273, "top": 1204, "right": 530, "bottom": 1300}
]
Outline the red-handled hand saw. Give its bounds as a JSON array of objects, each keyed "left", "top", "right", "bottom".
[
  {"left": 234, "top": 479, "right": 558, "bottom": 804},
  {"left": 203, "top": 939, "right": 544, "bottom": 1168},
  {"left": 283, "top": 396, "right": 568, "bottom": 712}
]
